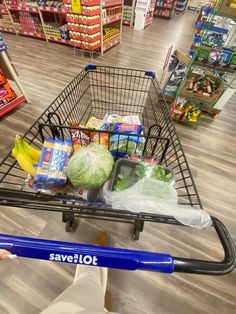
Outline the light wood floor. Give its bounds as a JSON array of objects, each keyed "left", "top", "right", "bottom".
[{"left": 0, "top": 11, "right": 236, "bottom": 314}]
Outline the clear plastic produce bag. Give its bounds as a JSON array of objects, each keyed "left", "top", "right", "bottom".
[{"left": 103, "top": 177, "right": 211, "bottom": 229}]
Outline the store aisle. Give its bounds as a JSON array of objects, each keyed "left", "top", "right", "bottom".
[{"left": 0, "top": 11, "right": 236, "bottom": 314}]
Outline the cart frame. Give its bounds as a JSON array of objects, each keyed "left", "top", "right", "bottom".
[{"left": 0, "top": 65, "right": 235, "bottom": 274}]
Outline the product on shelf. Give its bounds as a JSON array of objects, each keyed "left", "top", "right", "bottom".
[
  {"left": 195, "top": 45, "right": 236, "bottom": 70},
  {"left": 154, "top": 0, "right": 176, "bottom": 18},
  {"left": 0, "top": 12, "right": 15, "bottom": 30},
  {"left": 19, "top": 12, "right": 44, "bottom": 36},
  {"left": 171, "top": 97, "right": 201, "bottom": 123},
  {"left": 44, "top": 22, "right": 69, "bottom": 40},
  {"left": 38, "top": 0, "right": 64, "bottom": 8},
  {"left": 188, "top": 5, "right": 234, "bottom": 57},
  {"left": 123, "top": 5, "right": 132, "bottom": 24},
  {"left": 0, "top": 68, "right": 17, "bottom": 107},
  {"left": 103, "top": 5, "right": 122, "bottom": 24},
  {"left": 103, "top": 22, "right": 120, "bottom": 44},
  {"left": 229, "top": 52, "right": 236, "bottom": 69},
  {"left": 67, "top": 13, "right": 100, "bottom": 24}
]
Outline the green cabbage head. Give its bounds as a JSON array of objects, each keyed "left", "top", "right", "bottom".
[{"left": 67, "top": 143, "right": 114, "bottom": 189}]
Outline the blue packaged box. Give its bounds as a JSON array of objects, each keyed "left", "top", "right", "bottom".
[{"left": 33, "top": 138, "right": 72, "bottom": 190}]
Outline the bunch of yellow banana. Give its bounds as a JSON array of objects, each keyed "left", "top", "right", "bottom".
[{"left": 12, "top": 134, "right": 41, "bottom": 176}]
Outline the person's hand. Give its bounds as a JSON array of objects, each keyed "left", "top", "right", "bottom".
[{"left": 0, "top": 249, "right": 17, "bottom": 261}]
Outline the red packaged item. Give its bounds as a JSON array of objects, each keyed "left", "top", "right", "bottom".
[
  {"left": 69, "top": 122, "right": 90, "bottom": 151},
  {"left": 130, "top": 155, "right": 157, "bottom": 164}
]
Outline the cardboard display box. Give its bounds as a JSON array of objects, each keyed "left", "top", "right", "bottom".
[{"left": 180, "top": 73, "right": 225, "bottom": 105}]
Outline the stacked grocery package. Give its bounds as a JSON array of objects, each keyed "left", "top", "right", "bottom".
[{"left": 65, "top": 0, "right": 101, "bottom": 51}]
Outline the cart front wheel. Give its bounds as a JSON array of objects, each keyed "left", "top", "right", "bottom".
[
  {"left": 132, "top": 220, "right": 144, "bottom": 241},
  {"left": 133, "top": 228, "right": 140, "bottom": 241},
  {"left": 65, "top": 219, "right": 74, "bottom": 232},
  {"left": 62, "top": 212, "right": 75, "bottom": 232}
]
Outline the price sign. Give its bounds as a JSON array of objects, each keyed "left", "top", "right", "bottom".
[{"left": 71, "top": 0, "right": 81, "bottom": 14}]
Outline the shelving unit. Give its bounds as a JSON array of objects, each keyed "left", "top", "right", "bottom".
[
  {"left": 122, "top": 0, "right": 135, "bottom": 26},
  {"left": 154, "top": 0, "right": 176, "bottom": 19},
  {"left": 187, "top": 0, "right": 207, "bottom": 12},
  {"left": 175, "top": 0, "right": 187, "bottom": 13},
  {"left": 134, "top": 0, "right": 155, "bottom": 30},
  {"left": 0, "top": 0, "right": 123, "bottom": 54},
  {"left": 0, "top": 32, "right": 29, "bottom": 117},
  {"left": 173, "top": 0, "right": 236, "bottom": 126},
  {"left": 188, "top": 4, "right": 236, "bottom": 57}
]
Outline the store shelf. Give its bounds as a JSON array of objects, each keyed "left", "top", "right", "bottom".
[
  {"left": 102, "top": 0, "right": 123, "bottom": 8},
  {"left": 48, "top": 37, "right": 70, "bottom": 44},
  {"left": 194, "top": 60, "right": 236, "bottom": 74},
  {"left": 0, "top": 8, "right": 8, "bottom": 14},
  {"left": 68, "top": 26, "right": 100, "bottom": 34},
  {"left": 70, "top": 42, "right": 101, "bottom": 50},
  {"left": 123, "top": 19, "right": 130, "bottom": 25},
  {"left": 103, "top": 13, "right": 122, "bottom": 25},
  {"left": 66, "top": 8, "right": 101, "bottom": 15},
  {"left": 144, "top": 17, "right": 152, "bottom": 27},
  {"left": 66, "top": 17, "right": 100, "bottom": 24},
  {"left": 0, "top": 27, "right": 16, "bottom": 33},
  {"left": 18, "top": 31, "right": 45, "bottom": 39},
  {"left": 39, "top": 6, "right": 67, "bottom": 14},
  {"left": 69, "top": 34, "right": 101, "bottom": 42},
  {"left": 64, "top": 0, "right": 100, "bottom": 4},
  {"left": 103, "top": 35, "right": 120, "bottom": 51},
  {"left": 0, "top": 95, "right": 26, "bottom": 118},
  {"left": 7, "top": 4, "right": 39, "bottom": 13},
  {"left": 155, "top": 6, "right": 174, "bottom": 9}
]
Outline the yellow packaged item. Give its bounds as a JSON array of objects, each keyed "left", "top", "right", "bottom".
[{"left": 86, "top": 116, "right": 104, "bottom": 129}]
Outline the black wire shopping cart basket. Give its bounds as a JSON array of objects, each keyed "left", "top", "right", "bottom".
[{"left": 0, "top": 65, "right": 235, "bottom": 275}]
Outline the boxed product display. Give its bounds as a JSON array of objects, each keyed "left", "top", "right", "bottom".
[
  {"left": 0, "top": 68, "right": 17, "bottom": 106},
  {"left": 180, "top": 72, "right": 224, "bottom": 104},
  {"left": 162, "top": 50, "right": 190, "bottom": 98},
  {"left": 171, "top": 97, "right": 201, "bottom": 123}
]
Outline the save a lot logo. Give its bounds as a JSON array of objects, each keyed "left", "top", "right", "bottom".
[{"left": 49, "top": 253, "right": 98, "bottom": 265}]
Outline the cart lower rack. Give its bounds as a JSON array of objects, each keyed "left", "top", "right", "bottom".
[{"left": 0, "top": 65, "right": 235, "bottom": 275}]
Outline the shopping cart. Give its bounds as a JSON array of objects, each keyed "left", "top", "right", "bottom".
[{"left": 0, "top": 65, "right": 235, "bottom": 275}]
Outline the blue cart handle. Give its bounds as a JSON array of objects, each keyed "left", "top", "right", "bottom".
[
  {"left": 0, "top": 233, "right": 174, "bottom": 273},
  {"left": 0, "top": 217, "right": 235, "bottom": 275}
]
